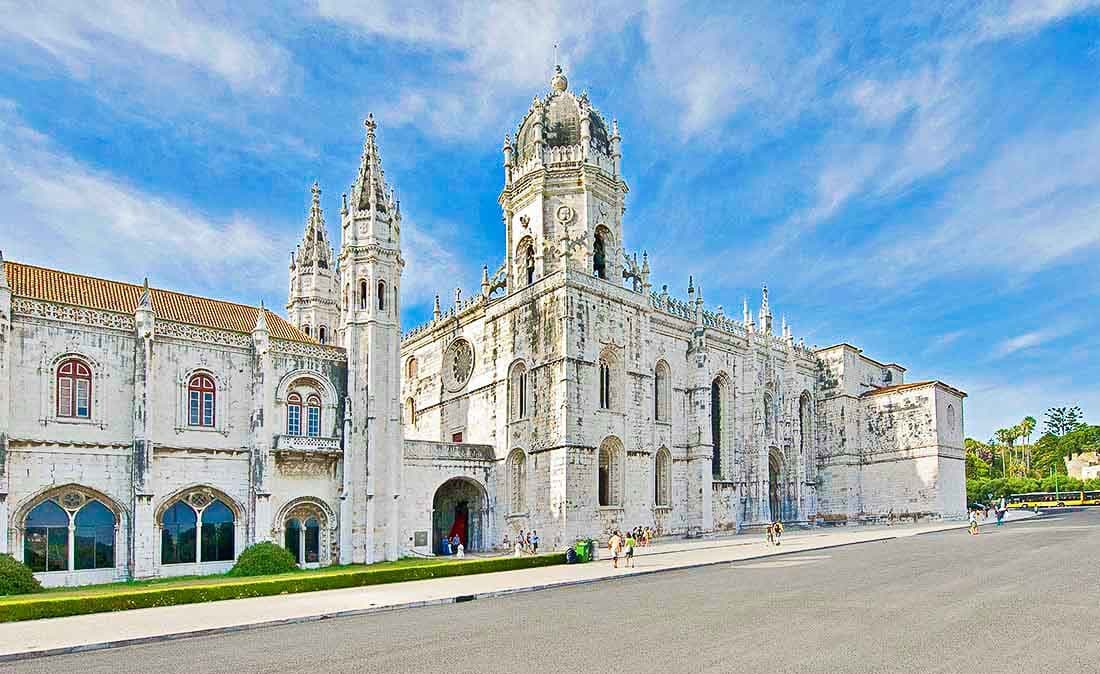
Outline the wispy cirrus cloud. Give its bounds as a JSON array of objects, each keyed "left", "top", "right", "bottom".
[{"left": 977, "top": 0, "right": 1100, "bottom": 41}]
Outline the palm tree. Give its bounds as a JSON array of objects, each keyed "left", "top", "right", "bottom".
[
  {"left": 1020, "top": 416, "right": 1037, "bottom": 471},
  {"left": 994, "top": 428, "right": 1014, "bottom": 477}
]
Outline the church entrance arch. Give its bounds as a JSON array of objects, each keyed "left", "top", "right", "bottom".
[
  {"left": 768, "top": 448, "right": 783, "bottom": 522},
  {"left": 432, "top": 478, "right": 488, "bottom": 554}
]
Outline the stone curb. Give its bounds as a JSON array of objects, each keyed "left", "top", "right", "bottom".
[{"left": 0, "top": 515, "right": 1034, "bottom": 664}]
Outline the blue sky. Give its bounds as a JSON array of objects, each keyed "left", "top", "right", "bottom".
[{"left": 2, "top": 1, "right": 1098, "bottom": 442}]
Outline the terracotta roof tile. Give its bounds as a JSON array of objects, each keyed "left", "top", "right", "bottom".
[{"left": 5, "top": 261, "right": 315, "bottom": 344}]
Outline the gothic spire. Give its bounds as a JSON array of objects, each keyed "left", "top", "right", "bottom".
[
  {"left": 137, "top": 277, "right": 152, "bottom": 311},
  {"left": 352, "top": 113, "right": 393, "bottom": 213},
  {"left": 254, "top": 301, "right": 269, "bottom": 334},
  {"left": 295, "top": 182, "right": 332, "bottom": 268}
]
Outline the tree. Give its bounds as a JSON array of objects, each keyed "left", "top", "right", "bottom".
[
  {"left": 1019, "top": 416, "right": 1037, "bottom": 471},
  {"left": 1044, "top": 406, "right": 1083, "bottom": 437}
]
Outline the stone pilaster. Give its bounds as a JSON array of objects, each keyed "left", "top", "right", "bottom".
[{"left": 131, "top": 281, "right": 156, "bottom": 578}]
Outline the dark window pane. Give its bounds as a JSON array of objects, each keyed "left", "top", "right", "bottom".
[
  {"left": 161, "top": 502, "right": 197, "bottom": 564},
  {"left": 76, "top": 503, "right": 115, "bottom": 570},
  {"left": 95, "top": 525, "right": 115, "bottom": 568},
  {"left": 26, "top": 500, "right": 69, "bottom": 527},
  {"left": 75, "top": 529, "right": 96, "bottom": 570},
  {"left": 305, "top": 518, "right": 320, "bottom": 563},
  {"left": 285, "top": 519, "right": 301, "bottom": 564},
  {"left": 24, "top": 527, "right": 47, "bottom": 572},
  {"left": 201, "top": 501, "right": 235, "bottom": 562},
  {"left": 47, "top": 527, "right": 68, "bottom": 571}
]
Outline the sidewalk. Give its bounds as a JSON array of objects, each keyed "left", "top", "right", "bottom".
[{"left": 0, "top": 511, "right": 1035, "bottom": 661}]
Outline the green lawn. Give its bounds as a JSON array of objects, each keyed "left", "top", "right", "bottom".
[{"left": 0, "top": 553, "right": 566, "bottom": 622}]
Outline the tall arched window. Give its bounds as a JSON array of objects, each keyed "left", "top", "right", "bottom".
[
  {"left": 160, "top": 501, "right": 197, "bottom": 565},
  {"left": 799, "top": 391, "right": 813, "bottom": 455},
  {"left": 287, "top": 393, "right": 302, "bottom": 436},
  {"left": 508, "top": 448, "right": 527, "bottom": 514},
  {"left": 510, "top": 362, "right": 528, "bottom": 420},
  {"left": 359, "top": 280, "right": 368, "bottom": 309},
  {"left": 306, "top": 394, "right": 322, "bottom": 437},
  {"left": 23, "top": 500, "right": 69, "bottom": 572},
  {"left": 318, "top": 325, "right": 327, "bottom": 345},
  {"left": 201, "top": 500, "right": 235, "bottom": 562},
  {"left": 377, "top": 280, "right": 386, "bottom": 311},
  {"left": 598, "top": 357, "right": 613, "bottom": 410},
  {"left": 188, "top": 373, "right": 216, "bottom": 427},
  {"left": 56, "top": 358, "right": 91, "bottom": 418},
  {"left": 406, "top": 357, "right": 418, "bottom": 380},
  {"left": 284, "top": 516, "right": 321, "bottom": 565},
  {"left": 655, "top": 447, "right": 672, "bottom": 507},
  {"left": 405, "top": 397, "right": 416, "bottom": 426},
  {"left": 593, "top": 229, "right": 607, "bottom": 279},
  {"left": 654, "top": 361, "right": 671, "bottom": 422},
  {"left": 303, "top": 325, "right": 311, "bottom": 337},
  {"left": 598, "top": 437, "right": 624, "bottom": 507},
  {"left": 711, "top": 375, "right": 732, "bottom": 479},
  {"left": 74, "top": 500, "right": 115, "bottom": 570},
  {"left": 524, "top": 245, "right": 535, "bottom": 286},
  {"left": 161, "top": 494, "right": 236, "bottom": 565}
]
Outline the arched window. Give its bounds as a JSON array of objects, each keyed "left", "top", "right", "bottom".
[
  {"left": 303, "top": 325, "right": 311, "bottom": 337},
  {"left": 284, "top": 516, "right": 322, "bottom": 565},
  {"left": 524, "top": 245, "right": 535, "bottom": 286},
  {"left": 23, "top": 500, "right": 69, "bottom": 572},
  {"left": 598, "top": 438, "right": 624, "bottom": 507},
  {"left": 508, "top": 449, "right": 527, "bottom": 514},
  {"left": 201, "top": 500, "right": 235, "bottom": 562},
  {"left": 593, "top": 229, "right": 607, "bottom": 279},
  {"left": 599, "top": 358, "right": 612, "bottom": 410},
  {"left": 359, "top": 280, "right": 368, "bottom": 309},
  {"left": 56, "top": 358, "right": 91, "bottom": 418},
  {"left": 187, "top": 373, "right": 216, "bottom": 427},
  {"left": 284, "top": 517, "right": 301, "bottom": 562},
  {"left": 377, "top": 280, "right": 386, "bottom": 311},
  {"left": 161, "top": 495, "right": 235, "bottom": 565},
  {"left": 799, "top": 391, "right": 813, "bottom": 455},
  {"left": 405, "top": 397, "right": 416, "bottom": 426},
  {"left": 287, "top": 392, "right": 302, "bottom": 436},
  {"left": 510, "top": 362, "right": 528, "bottom": 420},
  {"left": 406, "top": 357, "right": 418, "bottom": 380},
  {"left": 655, "top": 447, "right": 672, "bottom": 507},
  {"left": 318, "top": 325, "right": 327, "bottom": 345},
  {"left": 654, "top": 361, "right": 671, "bottom": 422},
  {"left": 306, "top": 394, "right": 321, "bottom": 437},
  {"left": 161, "top": 501, "right": 197, "bottom": 565},
  {"left": 74, "top": 500, "right": 115, "bottom": 570},
  {"left": 23, "top": 492, "right": 118, "bottom": 574},
  {"left": 711, "top": 375, "right": 732, "bottom": 479}
]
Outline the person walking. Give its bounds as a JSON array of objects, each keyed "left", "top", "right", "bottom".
[
  {"left": 531, "top": 530, "right": 539, "bottom": 554},
  {"left": 766, "top": 522, "right": 775, "bottom": 546},
  {"left": 624, "top": 531, "right": 637, "bottom": 568},
  {"left": 608, "top": 531, "right": 622, "bottom": 569},
  {"left": 996, "top": 497, "right": 1007, "bottom": 527},
  {"left": 774, "top": 520, "right": 784, "bottom": 546},
  {"left": 968, "top": 508, "right": 980, "bottom": 536}
]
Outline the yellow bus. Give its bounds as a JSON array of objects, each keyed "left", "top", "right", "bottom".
[{"left": 1005, "top": 491, "right": 1100, "bottom": 508}]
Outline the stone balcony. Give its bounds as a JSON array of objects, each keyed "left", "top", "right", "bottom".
[{"left": 273, "top": 434, "right": 342, "bottom": 454}]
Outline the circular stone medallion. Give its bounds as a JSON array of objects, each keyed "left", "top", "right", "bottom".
[
  {"left": 444, "top": 339, "right": 475, "bottom": 391},
  {"left": 555, "top": 204, "right": 575, "bottom": 224}
]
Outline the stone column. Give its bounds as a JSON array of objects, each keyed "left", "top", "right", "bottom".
[{"left": 131, "top": 283, "right": 157, "bottom": 578}]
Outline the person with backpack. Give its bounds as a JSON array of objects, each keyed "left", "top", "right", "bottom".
[{"left": 624, "top": 531, "right": 637, "bottom": 568}]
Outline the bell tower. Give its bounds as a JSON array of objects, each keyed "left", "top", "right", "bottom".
[
  {"left": 286, "top": 182, "right": 338, "bottom": 344},
  {"left": 499, "top": 65, "right": 628, "bottom": 292},
  {"left": 337, "top": 114, "right": 404, "bottom": 563}
]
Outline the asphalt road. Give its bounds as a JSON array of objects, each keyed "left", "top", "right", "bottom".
[{"left": 10, "top": 509, "right": 1099, "bottom": 674}]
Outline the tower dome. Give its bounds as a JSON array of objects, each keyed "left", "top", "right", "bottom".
[{"left": 513, "top": 65, "right": 612, "bottom": 163}]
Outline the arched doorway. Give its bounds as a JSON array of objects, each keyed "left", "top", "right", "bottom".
[
  {"left": 432, "top": 478, "right": 487, "bottom": 554},
  {"left": 768, "top": 448, "right": 783, "bottom": 522}
]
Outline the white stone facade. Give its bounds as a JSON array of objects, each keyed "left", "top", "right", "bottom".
[{"left": 0, "top": 66, "right": 966, "bottom": 586}]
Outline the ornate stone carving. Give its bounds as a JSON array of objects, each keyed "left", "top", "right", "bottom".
[
  {"left": 156, "top": 321, "right": 251, "bottom": 348},
  {"left": 271, "top": 338, "right": 347, "bottom": 362},
  {"left": 443, "top": 338, "right": 474, "bottom": 391},
  {"left": 12, "top": 298, "right": 134, "bottom": 332},
  {"left": 555, "top": 204, "right": 575, "bottom": 224},
  {"left": 60, "top": 490, "right": 87, "bottom": 510}
]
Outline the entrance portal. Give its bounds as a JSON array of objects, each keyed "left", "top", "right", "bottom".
[
  {"left": 432, "top": 478, "right": 487, "bottom": 554},
  {"left": 768, "top": 449, "right": 782, "bottom": 522}
]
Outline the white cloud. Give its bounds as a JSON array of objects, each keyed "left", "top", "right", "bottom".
[
  {"left": 316, "top": 0, "right": 636, "bottom": 138},
  {"left": 978, "top": 0, "right": 1100, "bottom": 41},
  {"left": 0, "top": 2, "right": 289, "bottom": 94},
  {"left": 990, "top": 329, "right": 1065, "bottom": 359},
  {"left": 0, "top": 101, "right": 288, "bottom": 301},
  {"left": 949, "top": 373, "right": 1100, "bottom": 442}
]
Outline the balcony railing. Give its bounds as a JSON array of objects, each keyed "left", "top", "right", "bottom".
[{"left": 273, "top": 434, "right": 342, "bottom": 453}]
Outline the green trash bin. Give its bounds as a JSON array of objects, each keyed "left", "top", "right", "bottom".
[{"left": 573, "top": 539, "right": 590, "bottom": 563}]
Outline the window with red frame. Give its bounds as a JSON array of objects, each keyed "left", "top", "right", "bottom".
[
  {"left": 287, "top": 393, "right": 302, "bottom": 435},
  {"left": 306, "top": 394, "right": 321, "bottom": 437},
  {"left": 188, "top": 374, "right": 216, "bottom": 427},
  {"left": 57, "top": 359, "right": 91, "bottom": 418}
]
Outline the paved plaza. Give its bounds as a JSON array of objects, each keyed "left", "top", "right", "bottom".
[{"left": 5, "top": 509, "right": 1085, "bottom": 673}]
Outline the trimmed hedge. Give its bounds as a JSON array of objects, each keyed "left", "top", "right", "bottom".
[
  {"left": 228, "top": 542, "right": 298, "bottom": 577},
  {"left": 0, "top": 554, "right": 43, "bottom": 597},
  {"left": 0, "top": 553, "right": 566, "bottom": 623}
]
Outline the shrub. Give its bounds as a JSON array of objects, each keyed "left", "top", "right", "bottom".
[
  {"left": 0, "top": 554, "right": 43, "bottom": 597},
  {"left": 0, "top": 552, "right": 566, "bottom": 622},
  {"left": 228, "top": 542, "right": 299, "bottom": 577}
]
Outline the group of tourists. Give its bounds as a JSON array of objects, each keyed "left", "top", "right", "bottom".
[
  {"left": 765, "top": 520, "right": 784, "bottom": 545},
  {"left": 439, "top": 534, "right": 464, "bottom": 557},
  {"left": 508, "top": 529, "right": 539, "bottom": 556},
  {"left": 969, "top": 496, "right": 1008, "bottom": 535},
  {"left": 606, "top": 527, "right": 654, "bottom": 568}
]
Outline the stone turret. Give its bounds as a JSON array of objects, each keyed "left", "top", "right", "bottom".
[{"left": 287, "top": 182, "right": 338, "bottom": 344}]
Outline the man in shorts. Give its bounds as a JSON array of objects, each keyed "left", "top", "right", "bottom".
[
  {"left": 608, "top": 531, "right": 622, "bottom": 568},
  {"left": 624, "top": 531, "right": 637, "bottom": 568}
]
